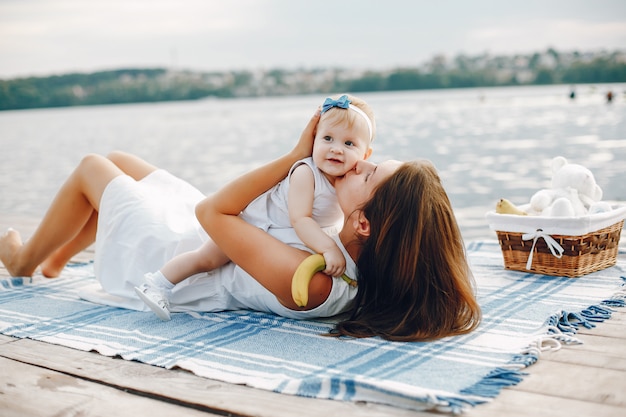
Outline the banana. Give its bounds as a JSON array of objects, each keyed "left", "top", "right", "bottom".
[
  {"left": 291, "top": 254, "right": 356, "bottom": 307},
  {"left": 495, "top": 198, "right": 528, "bottom": 215}
]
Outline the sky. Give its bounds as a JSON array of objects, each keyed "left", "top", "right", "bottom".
[{"left": 1, "top": 0, "right": 625, "bottom": 79}]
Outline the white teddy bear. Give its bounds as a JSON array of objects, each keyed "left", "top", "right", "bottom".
[{"left": 529, "top": 156, "right": 603, "bottom": 217}]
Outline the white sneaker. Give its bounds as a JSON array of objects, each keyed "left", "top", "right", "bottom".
[{"left": 134, "top": 283, "right": 171, "bottom": 321}]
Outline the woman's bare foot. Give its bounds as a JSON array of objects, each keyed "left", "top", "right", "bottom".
[
  {"left": 40, "top": 253, "right": 67, "bottom": 278},
  {"left": 0, "top": 228, "right": 34, "bottom": 277}
]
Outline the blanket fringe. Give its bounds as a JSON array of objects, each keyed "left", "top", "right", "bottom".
[
  {"left": 460, "top": 283, "right": 626, "bottom": 406},
  {"left": 459, "top": 367, "right": 526, "bottom": 399},
  {"left": 546, "top": 279, "right": 625, "bottom": 335},
  {"left": 431, "top": 395, "right": 486, "bottom": 415}
]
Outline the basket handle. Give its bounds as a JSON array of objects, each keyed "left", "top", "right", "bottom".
[{"left": 521, "top": 229, "right": 565, "bottom": 270}]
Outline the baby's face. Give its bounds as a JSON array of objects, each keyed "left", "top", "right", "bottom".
[{"left": 312, "top": 117, "right": 371, "bottom": 180}]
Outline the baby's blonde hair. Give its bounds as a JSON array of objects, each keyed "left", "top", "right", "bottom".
[{"left": 320, "top": 94, "right": 376, "bottom": 144}]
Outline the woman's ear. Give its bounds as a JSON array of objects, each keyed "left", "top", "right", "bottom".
[{"left": 354, "top": 210, "right": 370, "bottom": 237}]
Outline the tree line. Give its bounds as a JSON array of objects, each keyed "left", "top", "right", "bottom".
[{"left": 1, "top": 49, "right": 624, "bottom": 111}]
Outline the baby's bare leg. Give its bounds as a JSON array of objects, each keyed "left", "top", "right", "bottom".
[{"left": 160, "top": 240, "right": 230, "bottom": 284}]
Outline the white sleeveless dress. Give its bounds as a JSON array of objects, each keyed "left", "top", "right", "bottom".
[
  {"left": 240, "top": 157, "right": 344, "bottom": 234},
  {"left": 79, "top": 162, "right": 357, "bottom": 319}
]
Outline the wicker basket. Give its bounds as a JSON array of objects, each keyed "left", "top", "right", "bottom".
[
  {"left": 495, "top": 221, "right": 623, "bottom": 277},
  {"left": 486, "top": 206, "right": 626, "bottom": 278}
]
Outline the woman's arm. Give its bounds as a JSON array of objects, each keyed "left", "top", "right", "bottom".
[{"left": 196, "top": 110, "right": 332, "bottom": 310}]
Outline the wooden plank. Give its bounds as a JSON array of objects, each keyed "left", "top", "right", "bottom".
[
  {"left": 4, "top": 336, "right": 626, "bottom": 417},
  {"left": 542, "top": 346, "right": 626, "bottom": 372},
  {"left": 0, "top": 338, "right": 431, "bottom": 417},
  {"left": 464, "top": 388, "right": 626, "bottom": 417},
  {"left": 0, "top": 356, "right": 216, "bottom": 417},
  {"left": 543, "top": 333, "right": 626, "bottom": 358},
  {"left": 3, "top": 214, "right": 626, "bottom": 416},
  {"left": 465, "top": 306, "right": 626, "bottom": 416},
  {"left": 3, "top": 330, "right": 626, "bottom": 417},
  {"left": 578, "top": 321, "right": 626, "bottom": 340},
  {"left": 0, "top": 335, "right": 15, "bottom": 345},
  {"left": 510, "top": 360, "right": 625, "bottom": 407}
]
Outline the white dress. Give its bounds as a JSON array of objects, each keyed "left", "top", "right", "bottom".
[
  {"left": 240, "top": 157, "right": 344, "bottom": 234},
  {"left": 79, "top": 165, "right": 358, "bottom": 319}
]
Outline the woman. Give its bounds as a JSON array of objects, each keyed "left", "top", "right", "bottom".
[
  {"left": 0, "top": 111, "right": 480, "bottom": 341},
  {"left": 133, "top": 94, "right": 376, "bottom": 320}
]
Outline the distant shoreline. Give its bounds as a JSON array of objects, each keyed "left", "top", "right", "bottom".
[{"left": 1, "top": 48, "right": 625, "bottom": 111}]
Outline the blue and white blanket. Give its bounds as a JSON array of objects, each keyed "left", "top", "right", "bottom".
[{"left": 1, "top": 241, "right": 624, "bottom": 413}]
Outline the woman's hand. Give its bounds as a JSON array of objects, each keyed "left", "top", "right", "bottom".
[
  {"left": 197, "top": 109, "right": 320, "bottom": 219},
  {"left": 290, "top": 109, "right": 320, "bottom": 161},
  {"left": 195, "top": 107, "right": 331, "bottom": 310}
]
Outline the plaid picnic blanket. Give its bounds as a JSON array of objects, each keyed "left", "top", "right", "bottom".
[{"left": 1, "top": 241, "right": 624, "bottom": 413}]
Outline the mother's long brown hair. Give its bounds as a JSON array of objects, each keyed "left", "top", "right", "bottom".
[{"left": 334, "top": 160, "right": 481, "bottom": 341}]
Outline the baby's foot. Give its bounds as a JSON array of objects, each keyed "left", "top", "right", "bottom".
[
  {"left": 134, "top": 279, "right": 171, "bottom": 321},
  {"left": 0, "top": 228, "right": 31, "bottom": 277}
]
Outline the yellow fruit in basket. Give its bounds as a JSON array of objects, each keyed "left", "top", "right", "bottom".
[{"left": 495, "top": 198, "right": 528, "bottom": 216}]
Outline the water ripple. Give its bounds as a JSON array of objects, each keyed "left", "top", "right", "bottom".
[{"left": 1, "top": 84, "right": 624, "bottom": 241}]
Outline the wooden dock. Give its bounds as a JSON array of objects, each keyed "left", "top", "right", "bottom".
[{"left": 1, "top": 214, "right": 625, "bottom": 417}]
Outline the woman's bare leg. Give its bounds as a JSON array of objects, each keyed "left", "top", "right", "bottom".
[
  {"left": 107, "top": 150, "right": 158, "bottom": 181},
  {"left": 39, "top": 211, "right": 98, "bottom": 277},
  {"left": 0, "top": 154, "right": 124, "bottom": 277},
  {"left": 38, "top": 151, "right": 159, "bottom": 277}
]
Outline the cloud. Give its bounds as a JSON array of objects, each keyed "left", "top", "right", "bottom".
[
  {"left": 465, "top": 19, "right": 626, "bottom": 54},
  {"left": 0, "top": 1, "right": 257, "bottom": 39},
  {"left": 1, "top": 0, "right": 625, "bottom": 78}
]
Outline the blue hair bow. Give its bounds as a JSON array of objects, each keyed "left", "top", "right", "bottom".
[{"left": 321, "top": 95, "right": 351, "bottom": 113}]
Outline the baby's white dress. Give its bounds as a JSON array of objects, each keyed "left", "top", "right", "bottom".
[
  {"left": 79, "top": 163, "right": 357, "bottom": 319},
  {"left": 240, "top": 157, "right": 343, "bottom": 234}
]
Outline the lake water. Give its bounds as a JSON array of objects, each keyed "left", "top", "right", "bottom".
[{"left": 1, "top": 84, "right": 625, "bottom": 241}]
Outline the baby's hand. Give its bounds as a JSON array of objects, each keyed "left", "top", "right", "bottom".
[{"left": 322, "top": 246, "right": 346, "bottom": 277}]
